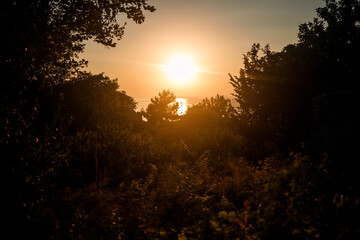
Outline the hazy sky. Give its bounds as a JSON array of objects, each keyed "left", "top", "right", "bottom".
[{"left": 80, "top": 0, "right": 324, "bottom": 101}]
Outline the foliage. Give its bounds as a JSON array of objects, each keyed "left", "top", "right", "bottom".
[
  {"left": 176, "top": 95, "right": 245, "bottom": 162},
  {"left": 1, "top": 0, "right": 155, "bottom": 79},
  {"left": 188, "top": 95, "right": 236, "bottom": 120},
  {"left": 0, "top": 0, "right": 156, "bottom": 120},
  {"left": 57, "top": 72, "right": 139, "bottom": 132},
  {"left": 142, "top": 90, "right": 179, "bottom": 123},
  {"left": 1, "top": 0, "right": 155, "bottom": 238},
  {"left": 1, "top": 0, "right": 359, "bottom": 239},
  {"left": 246, "top": 153, "right": 360, "bottom": 240},
  {"left": 230, "top": 0, "right": 360, "bottom": 160},
  {"left": 298, "top": 0, "right": 360, "bottom": 91},
  {"left": 229, "top": 43, "right": 316, "bottom": 156}
]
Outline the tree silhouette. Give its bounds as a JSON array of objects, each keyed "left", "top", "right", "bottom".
[
  {"left": 1, "top": 0, "right": 156, "bottom": 98},
  {"left": 230, "top": 0, "right": 360, "bottom": 158},
  {"left": 298, "top": 0, "right": 360, "bottom": 188},
  {"left": 142, "top": 90, "right": 179, "bottom": 123},
  {"left": 298, "top": 0, "right": 360, "bottom": 91},
  {"left": 189, "top": 95, "right": 236, "bottom": 119},
  {"left": 178, "top": 95, "right": 243, "bottom": 161},
  {"left": 0, "top": 1, "right": 155, "bottom": 238},
  {"left": 228, "top": 0, "right": 360, "bottom": 204},
  {"left": 181, "top": 94, "right": 236, "bottom": 131},
  {"left": 229, "top": 44, "right": 313, "bottom": 158},
  {"left": 56, "top": 72, "right": 138, "bottom": 132},
  {"left": 1, "top": 0, "right": 156, "bottom": 140}
]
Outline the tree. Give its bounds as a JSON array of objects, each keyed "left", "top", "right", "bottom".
[
  {"left": 230, "top": 0, "right": 360, "bottom": 157},
  {"left": 0, "top": 1, "right": 155, "bottom": 238},
  {"left": 229, "top": 44, "right": 315, "bottom": 159},
  {"left": 298, "top": 0, "right": 360, "bottom": 91},
  {"left": 0, "top": 0, "right": 155, "bottom": 135},
  {"left": 62, "top": 72, "right": 137, "bottom": 130},
  {"left": 1, "top": 0, "right": 156, "bottom": 83},
  {"left": 229, "top": 0, "right": 360, "bottom": 185},
  {"left": 188, "top": 95, "right": 236, "bottom": 119},
  {"left": 179, "top": 95, "right": 244, "bottom": 160},
  {"left": 0, "top": 0, "right": 156, "bottom": 146},
  {"left": 38, "top": 72, "right": 139, "bottom": 132},
  {"left": 181, "top": 94, "right": 237, "bottom": 132},
  {"left": 142, "top": 90, "right": 179, "bottom": 123},
  {"left": 299, "top": 0, "right": 360, "bottom": 189}
]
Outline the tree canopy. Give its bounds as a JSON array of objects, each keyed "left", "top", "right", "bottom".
[
  {"left": 230, "top": 0, "right": 360, "bottom": 157},
  {"left": 142, "top": 90, "right": 179, "bottom": 123},
  {"left": 1, "top": 0, "right": 155, "bottom": 69},
  {"left": 0, "top": 0, "right": 155, "bottom": 137}
]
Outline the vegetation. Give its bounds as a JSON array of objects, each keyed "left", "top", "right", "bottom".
[
  {"left": 142, "top": 90, "right": 180, "bottom": 123},
  {"left": 1, "top": 0, "right": 359, "bottom": 239}
]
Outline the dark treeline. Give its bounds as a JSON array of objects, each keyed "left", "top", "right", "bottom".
[{"left": 1, "top": 0, "right": 359, "bottom": 239}]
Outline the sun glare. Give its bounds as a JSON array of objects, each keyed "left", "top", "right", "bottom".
[
  {"left": 165, "top": 54, "right": 197, "bottom": 84},
  {"left": 176, "top": 98, "right": 188, "bottom": 116}
]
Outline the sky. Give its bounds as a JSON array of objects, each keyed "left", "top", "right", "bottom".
[{"left": 80, "top": 0, "right": 324, "bottom": 104}]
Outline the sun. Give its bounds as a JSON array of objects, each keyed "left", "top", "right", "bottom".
[{"left": 165, "top": 54, "right": 197, "bottom": 84}]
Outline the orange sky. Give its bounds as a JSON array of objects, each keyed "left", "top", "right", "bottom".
[{"left": 80, "top": 0, "right": 324, "bottom": 102}]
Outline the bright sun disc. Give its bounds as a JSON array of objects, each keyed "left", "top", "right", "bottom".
[{"left": 165, "top": 54, "right": 197, "bottom": 84}]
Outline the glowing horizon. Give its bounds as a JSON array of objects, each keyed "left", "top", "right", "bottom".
[{"left": 80, "top": 0, "right": 323, "bottom": 99}]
